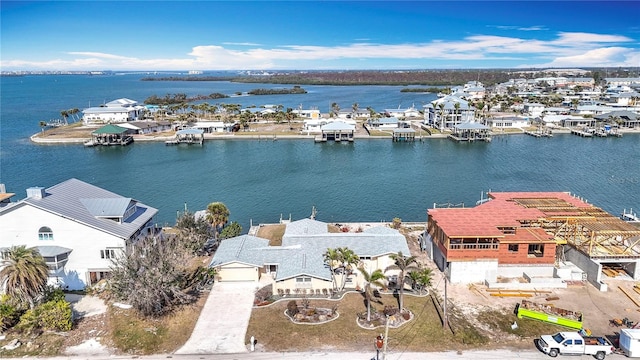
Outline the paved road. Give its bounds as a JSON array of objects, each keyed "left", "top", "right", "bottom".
[
  {"left": 175, "top": 282, "right": 257, "bottom": 354},
  {"left": 14, "top": 349, "right": 632, "bottom": 360}
]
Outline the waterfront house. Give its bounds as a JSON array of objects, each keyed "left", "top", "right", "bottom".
[
  {"left": 423, "top": 192, "right": 640, "bottom": 291},
  {"left": 191, "top": 121, "right": 229, "bottom": 133},
  {"left": 209, "top": 218, "right": 410, "bottom": 294},
  {"left": 0, "top": 179, "right": 160, "bottom": 290},
  {"left": 384, "top": 105, "right": 420, "bottom": 119},
  {"left": 484, "top": 116, "right": 530, "bottom": 130},
  {"left": 368, "top": 116, "right": 399, "bottom": 130},
  {"left": 423, "top": 95, "right": 475, "bottom": 131},
  {"left": 523, "top": 103, "right": 545, "bottom": 118},
  {"left": 82, "top": 98, "right": 146, "bottom": 125},
  {"left": 118, "top": 120, "right": 171, "bottom": 135},
  {"left": 292, "top": 108, "right": 321, "bottom": 120},
  {"left": 594, "top": 110, "right": 640, "bottom": 128}
]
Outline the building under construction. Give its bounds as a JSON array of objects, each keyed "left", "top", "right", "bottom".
[{"left": 424, "top": 192, "right": 640, "bottom": 291}]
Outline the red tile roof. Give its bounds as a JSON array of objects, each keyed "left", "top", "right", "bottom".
[{"left": 429, "top": 192, "right": 591, "bottom": 238}]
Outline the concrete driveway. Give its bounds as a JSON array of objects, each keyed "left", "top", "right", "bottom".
[{"left": 175, "top": 282, "right": 257, "bottom": 354}]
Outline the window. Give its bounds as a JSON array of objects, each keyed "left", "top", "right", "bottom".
[
  {"left": 38, "top": 226, "right": 53, "bottom": 240},
  {"left": 100, "top": 249, "right": 118, "bottom": 259},
  {"left": 528, "top": 244, "right": 544, "bottom": 257},
  {"left": 508, "top": 244, "right": 519, "bottom": 252},
  {"left": 295, "top": 276, "right": 312, "bottom": 288}
]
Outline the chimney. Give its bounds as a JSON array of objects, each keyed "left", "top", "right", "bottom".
[
  {"left": 0, "top": 184, "right": 6, "bottom": 193},
  {"left": 26, "top": 187, "right": 46, "bottom": 199}
]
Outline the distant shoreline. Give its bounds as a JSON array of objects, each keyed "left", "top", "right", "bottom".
[{"left": 28, "top": 127, "right": 640, "bottom": 145}]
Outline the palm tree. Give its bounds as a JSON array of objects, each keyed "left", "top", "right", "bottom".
[
  {"left": 0, "top": 245, "right": 49, "bottom": 309},
  {"left": 323, "top": 248, "right": 341, "bottom": 292},
  {"left": 359, "top": 266, "right": 386, "bottom": 322},
  {"left": 206, "top": 202, "right": 229, "bottom": 242},
  {"left": 385, "top": 251, "right": 420, "bottom": 311},
  {"left": 39, "top": 121, "right": 47, "bottom": 134},
  {"left": 408, "top": 267, "right": 433, "bottom": 294},
  {"left": 60, "top": 110, "right": 69, "bottom": 125}
]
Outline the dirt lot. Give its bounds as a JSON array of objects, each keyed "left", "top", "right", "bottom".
[{"left": 402, "top": 228, "right": 640, "bottom": 338}]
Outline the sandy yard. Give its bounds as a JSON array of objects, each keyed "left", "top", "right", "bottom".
[{"left": 403, "top": 228, "right": 640, "bottom": 338}]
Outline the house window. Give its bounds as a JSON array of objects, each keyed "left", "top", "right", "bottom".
[
  {"left": 528, "top": 244, "right": 544, "bottom": 257},
  {"left": 38, "top": 226, "right": 54, "bottom": 240},
  {"left": 508, "top": 244, "right": 519, "bottom": 252},
  {"left": 100, "top": 249, "right": 118, "bottom": 259},
  {"left": 295, "top": 276, "right": 312, "bottom": 288}
]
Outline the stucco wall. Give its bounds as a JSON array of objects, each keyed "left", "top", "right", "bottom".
[
  {"left": 0, "top": 204, "right": 126, "bottom": 290},
  {"left": 449, "top": 260, "right": 498, "bottom": 284}
]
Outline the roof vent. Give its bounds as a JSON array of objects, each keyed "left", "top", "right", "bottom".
[
  {"left": 0, "top": 184, "right": 6, "bottom": 193},
  {"left": 26, "top": 187, "right": 46, "bottom": 199}
]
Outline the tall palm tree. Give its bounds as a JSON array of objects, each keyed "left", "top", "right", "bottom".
[
  {"left": 60, "top": 110, "right": 69, "bottom": 125},
  {"left": 0, "top": 245, "right": 49, "bottom": 309},
  {"left": 359, "top": 266, "right": 386, "bottom": 322},
  {"left": 385, "top": 251, "right": 420, "bottom": 311},
  {"left": 206, "top": 202, "right": 229, "bottom": 242},
  {"left": 337, "top": 247, "right": 359, "bottom": 291},
  {"left": 323, "top": 248, "right": 341, "bottom": 292}
]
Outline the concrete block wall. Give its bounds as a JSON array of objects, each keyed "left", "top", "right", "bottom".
[
  {"left": 449, "top": 260, "right": 498, "bottom": 284},
  {"left": 564, "top": 246, "right": 606, "bottom": 291}
]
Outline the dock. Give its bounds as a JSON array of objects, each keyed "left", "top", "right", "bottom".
[
  {"left": 165, "top": 128, "right": 205, "bottom": 146},
  {"left": 571, "top": 128, "right": 593, "bottom": 137},
  {"left": 392, "top": 128, "right": 416, "bottom": 142},
  {"left": 525, "top": 130, "right": 553, "bottom": 138}
]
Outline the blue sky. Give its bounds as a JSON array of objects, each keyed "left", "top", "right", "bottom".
[{"left": 1, "top": 1, "right": 639, "bottom": 71}]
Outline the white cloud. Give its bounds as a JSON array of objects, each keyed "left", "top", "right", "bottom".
[{"left": 2, "top": 32, "right": 638, "bottom": 70}]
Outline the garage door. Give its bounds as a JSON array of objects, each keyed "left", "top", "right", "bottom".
[{"left": 218, "top": 266, "right": 258, "bottom": 282}]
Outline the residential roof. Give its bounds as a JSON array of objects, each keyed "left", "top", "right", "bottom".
[
  {"left": 321, "top": 121, "right": 355, "bottom": 131},
  {"left": 0, "top": 178, "right": 158, "bottom": 240},
  {"left": 92, "top": 124, "right": 129, "bottom": 135},
  {"left": 429, "top": 192, "right": 592, "bottom": 239},
  {"left": 594, "top": 110, "right": 639, "bottom": 121},
  {"left": 211, "top": 219, "right": 410, "bottom": 282},
  {"left": 177, "top": 128, "right": 205, "bottom": 135},
  {"left": 455, "top": 122, "right": 489, "bottom": 130},
  {"left": 37, "top": 245, "right": 72, "bottom": 257}
]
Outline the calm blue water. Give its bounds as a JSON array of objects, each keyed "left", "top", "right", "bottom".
[{"left": 1, "top": 74, "right": 639, "bottom": 231}]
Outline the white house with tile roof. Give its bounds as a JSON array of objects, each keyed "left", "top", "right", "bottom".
[
  {"left": 209, "top": 218, "right": 411, "bottom": 295},
  {"left": 0, "top": 178, "right": 160, "bottom": 290}
]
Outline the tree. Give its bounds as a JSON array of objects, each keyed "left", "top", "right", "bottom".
[
  {"left": 330, "top": 102, "right": 340, "bottom": 117},
  {"left": 174, "top": 211, "right": 214, "bottom": 254},
  {"left": 60, "top": 110, "right": 69, "bottom": 125},
  {"left": 0, "top": 245, "right": 49, "bottom": 309},
  {"left": 206, "top": 202, "right": 229, "bottom": 241},
  {"left": 408, "top": 267, "right": 433, "bottom": 294},
  {"left": 323, "top": 247, "right": 359, "bottom": 292},
  {"left": 39, "top": 121, "right": 47, "bottom": 134},
  {"left": 220, "top": 221, "right": 242, "bottom": 239},
  {"left": 359, "top": 266, "right": 386, "bottom": 322},
  {"left": 385, "top": 251, "right": 420, "bottom": 311},
  {"left": 108, "top": 236, "right": 201, "bottom": 317}
]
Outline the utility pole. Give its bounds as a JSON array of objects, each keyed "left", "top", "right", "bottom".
[
  {"left": 382, "top": 315, "right": 390, "bottom": 360},
  {"left": 443, "top": 265, "right": 449, "bottom": 329}
]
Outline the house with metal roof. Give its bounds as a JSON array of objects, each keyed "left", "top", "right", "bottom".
[
  {"left": 423, "top": 95, "right": 476, "bottom": 131},
  {"left": 209, "top": 218, "right": 411, "bottom": 295},
  {"left": 82, "top": 98, "right": 146, "bottom": 125},
  {"left": 0, "top": 178, "right": 160, "bottom": 290}
]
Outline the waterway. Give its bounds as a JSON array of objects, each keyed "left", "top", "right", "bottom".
[{"left": 1, "top": 74, "right": 639, "bottom": 231}]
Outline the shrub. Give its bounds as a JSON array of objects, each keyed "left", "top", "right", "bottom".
[
  {"left": 16, "top": 299, "right": 72, "bottom": 334},
  {"left": 286, "top": 300, "right": 299, "bottom": 317},
  {"left": 0, "top": 302, "right": 20, "bottom": 331}
]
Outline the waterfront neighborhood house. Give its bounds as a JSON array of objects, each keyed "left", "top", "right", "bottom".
[
  {"left": 209, "top": 218, "right": 411, "bottom": 294},
  {"left": 423, "top": 192, "right": 640, "bottom": 291},
  {"left": 82, "top": 98, "right": 146, "bottom": 125},
  {"left": 0, "top": 179, "right": 160, "bottom": 290}
]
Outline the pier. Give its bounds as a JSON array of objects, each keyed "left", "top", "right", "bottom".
[
  {"left": 571, "top": 128, "right": 593, "bottom": 137},
  {"left": 165, "top": 128, "right": 205, "bottom": 146},
  {"left": 524, "top": 128, "right": 553, "bottom": 138},
  {"left": 392, "top": 128, "right": 416, "bottom": 142}
]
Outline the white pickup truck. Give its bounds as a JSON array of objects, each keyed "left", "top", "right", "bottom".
[{"left": 537, "top": 331, "right": 614, "bottom": 359}]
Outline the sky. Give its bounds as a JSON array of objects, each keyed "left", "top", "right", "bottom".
[{"left": 1, "top": 1, "right": 639, "bottom": 71}]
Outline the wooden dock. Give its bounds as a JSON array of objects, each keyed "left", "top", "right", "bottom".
[{"left": 525, "top": 130, "right": 552, "bottom": 138}]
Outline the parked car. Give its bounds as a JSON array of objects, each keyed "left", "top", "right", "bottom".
[{"left": 537, "top": 331, "right": 614, "bottom": 359}]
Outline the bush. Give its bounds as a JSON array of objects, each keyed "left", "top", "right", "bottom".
[
  {"left": 286, "top": 300, "right": 299, "bottom": 317},
  {"left": 0, "top": 302, "right": 20, "bottom": 331},
  {"left": 16, "top": 299, "right": 72, "bottom": 334}
]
